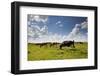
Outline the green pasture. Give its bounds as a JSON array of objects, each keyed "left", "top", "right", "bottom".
[{"left": 28, "top": 42, "right": 88, "bottom": 61}]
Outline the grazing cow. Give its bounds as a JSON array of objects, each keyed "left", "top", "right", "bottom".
[{"left": 60, "top": 40, "right": 75, "bottom": 49}]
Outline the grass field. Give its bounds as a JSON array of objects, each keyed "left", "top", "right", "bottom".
[{"left": 28, "top": 42, "right": 88, "bottom": 61}]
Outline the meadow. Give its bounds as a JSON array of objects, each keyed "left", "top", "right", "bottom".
[{"left": 28, "top": 42, "right": 88, "bottom": 61}]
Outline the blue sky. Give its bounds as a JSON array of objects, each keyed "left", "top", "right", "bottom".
[
  {"left": 27, "top": 14, "right": 88, "bottom": 43},
  {"left": 47, "top": 16, "right": 87, "bottom": 36}
]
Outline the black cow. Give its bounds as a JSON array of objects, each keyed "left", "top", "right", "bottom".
[{"left": 60, "top": 40, "right": 75, "bottom": 49}]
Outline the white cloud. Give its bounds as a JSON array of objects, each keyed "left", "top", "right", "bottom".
[
  {"left": 56, "top": 21, "right": 61, "bottom": 25},
  {"left": 27, "top": 21, "right": 31, "bottom": 25},
  {"left": 28, "top": 32, "right": 66, "bottom": 43},
  {"left": 28, "top": 24, "right": 48, "bottom": 40},
  {"left": 81, "top": 20, "right": 88, "bottom": 29},
  {"left": 28, "top": 14, "right": 49, "bottom": 41},
  {"left": 28, "top": 15, "right": 48, "bottom": 23},
  {"left": 56, "top": 21, "right": 63, "bottom": 27},
  {"left": 67, "top": 20, "right": 88, "bottom": 42},
  {"left": 59, "top": 24, "right": 63, "bottom": 27},
  {"left": 67, "top": 24, "right": 80, "bottom": 39},
  {"left": 40, "top": 25, "right": 48, "bottom": 36},
  {"left": 34, "top": 16, "right": 40, "bottom": 22}
]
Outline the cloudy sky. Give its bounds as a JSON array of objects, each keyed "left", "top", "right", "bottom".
[{"left": 27, "top": 14, "right": 88, "bottom": 43}]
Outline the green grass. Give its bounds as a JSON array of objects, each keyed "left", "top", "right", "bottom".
[{"left": 28, "top": 42, "right": 88, "bottom": 61}]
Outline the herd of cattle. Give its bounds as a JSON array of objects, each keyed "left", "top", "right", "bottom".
[{"left": 33, "top": 40, "right": 82, "bottom": 49}]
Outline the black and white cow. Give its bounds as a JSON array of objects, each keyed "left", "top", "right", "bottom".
[{"left": 60, "top": 40, "right": 75, "bottom": 49}]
